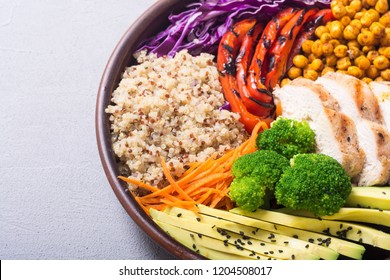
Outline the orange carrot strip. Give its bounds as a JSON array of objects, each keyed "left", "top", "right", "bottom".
[
  {"left": 160, "top": 157, "right": 195, "bottom": 202},
  {"left": 119, "top": 176, "right": 160, "bottom": 192}
]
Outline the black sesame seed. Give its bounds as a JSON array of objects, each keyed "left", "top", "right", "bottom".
[
  {"left": 293, "top": 235, "right": 298, "bottom": 239},
  {"left": 291, "top": 254, "right": 295, "bottom": 260},
  {"left": 177, "top": 213, "right": 182, "bottom": 217},
  {"left": 305, "top": 244, "right": 310, "bottom": 248},
  {"left": 196, "top": 217, "right": 201, "bottom": 222},
  {"left": 279, "top": 250, "right": 283, "bottom": 253},
  {"left": 308, "top": 238, "right": 314, "bottom": 243}
]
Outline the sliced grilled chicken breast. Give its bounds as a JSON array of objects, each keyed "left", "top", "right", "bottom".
[
  {"left": 369, "top": 81, "right": 390, "bottom": 131},
  {"left": 274, "top": 80, "right": 364, "bottom": 179},
  {"left": 316, "top": 72, "right": 384, "bottom": 124},
  {"left": 316, "top": 73, "right": 390, "bottom": 186}
]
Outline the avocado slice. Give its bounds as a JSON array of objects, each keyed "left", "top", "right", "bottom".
[
  {"left": 197, "top": 204, "right": 365, "bottom": 259},
  {"left": 230, "top": 207, "right": 390, "bottom": 251},
  {"left": 151, "top": 208, "right": 319, "bottom": 260},
  {"left": 167, "top": 206, "right": 339, "bottom": 260},
  {"left": 155, "top": 220, "right": 256, "bottom": 260},
  {"left": 276, "top": 207, "right": 390, "bottom": 227},
  {"left": 345, "top": 186, "right": 390, "bottom": 210}
]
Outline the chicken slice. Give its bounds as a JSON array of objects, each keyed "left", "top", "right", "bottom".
[
  {"left": 274, "top": 79, "right": 364, "bottom": 179},
  {"left": 315, "top": 72, "right": 384, "bottom": 124},
  {"left": 369, "top": 81, "right": 390, "bottom": 131},
  {"left": 316, "top": 73, "right": 390, "bottom": 186}
]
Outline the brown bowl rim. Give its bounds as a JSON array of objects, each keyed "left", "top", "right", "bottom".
[{"left": 95, "top": 0, "right": 205, "bottom": 260}]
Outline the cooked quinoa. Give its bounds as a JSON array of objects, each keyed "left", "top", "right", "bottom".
[{"left": 106, "top": 50, "right": 248, "bottom": 188}]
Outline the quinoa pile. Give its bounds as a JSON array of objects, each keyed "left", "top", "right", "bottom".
[{"left": 106, "top": 50, "right": 248, "bottom": 188}]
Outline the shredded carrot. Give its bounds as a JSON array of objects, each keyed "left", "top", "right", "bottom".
[{"left": 123, "top": 121, "right": 268, "bottom": 215}]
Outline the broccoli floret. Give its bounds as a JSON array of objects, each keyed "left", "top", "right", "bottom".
[
  {"left": 230, "top": 150, "right": 290, "bottom": 211},
  {"left": 256, "top": 117, "right": 316, "bottom": 159},
  {"left": 275, "top": 153, "right": 352, "bottom": 216}
]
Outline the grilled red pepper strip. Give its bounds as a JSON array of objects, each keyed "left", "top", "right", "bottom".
[
  {"left": 236, "top": 22, "right": 273, "bottom": 116},
  {"left": 217, "top": 19, "right": 272, "bottom": 133},
  {"left": 264, "top": 8, "right": 319, "bottom": 90},
  {"left": 287, "top": 9, "right": 335, "bottom": 70},
  {"left": 247, "top": 7, "right": 299, "bottom": 102}
]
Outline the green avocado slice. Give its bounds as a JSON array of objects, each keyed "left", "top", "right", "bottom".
[
  {"left": 345, "top": 186, "right": 390, "bottom": 210},
  {"left": 151, "top": 208, "right": 319, "bottom": 260},
  {"left": 196, "top": 204, "right": 365, "bottom": 259},
  {"left": 167, "top": 206, "right": 339, "bottom": 260},
  {"left": 230, "top": 207, "right": 390, "bottom": 251},
  {"left": 276, "top": 207, "right": 390, "bottom": 227}
]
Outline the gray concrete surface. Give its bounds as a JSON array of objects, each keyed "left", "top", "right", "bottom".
[{"left": 0, "top": 0, "right": 175, "bottom": 260}]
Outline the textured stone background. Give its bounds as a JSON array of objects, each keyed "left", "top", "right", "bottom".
[{"left": 0, "top": 0, "right": 175, "bottom": 260}]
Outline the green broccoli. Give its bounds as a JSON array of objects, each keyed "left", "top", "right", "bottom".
[
  {"left": 256, "top": 117, "right": 316, "bottom": 159},
  {"left": 275, "top": 153, "right": 352, "bottom": 217},
  {"left": 229, "top": 150, "right": 290, "bottom": 211}
]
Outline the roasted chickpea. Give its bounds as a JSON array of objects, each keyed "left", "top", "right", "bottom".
[
  {"left": 332, "top": 3, "right": 348, "bottom": 19},
  {"left": 315, "top": 26, "right": 330, "bottom": 38},
  {"left": 369, "top": 22, "right": 385, "bottom": 37},
  {"left": 349, "top": 0, "right": 363, "bottom": 12},
  {"left": 322, "top": 67, "right": 335, "bottom": 75},
  {"left": 334, "top": 44, "right": 348, "bottom": 57},
  {"left": 330, "top": 39, "right": 341, "bottom": 48},
  {"left": 361, "top": 9, "right": 380, "bottom": 27},
  {"left": 337, "top": 57, "right": 352, "bottom": 70},
  {"left": 341, "top": 15, "right": 352, "bottom": 26},
  {"left": 329, "top": 21, "right": 344, "bottom": 39},
  {"left": 379, "top": 12, "right": 390, "bottom": 27},
  {"left": 380, "top": 46, "right": 390, "bottom": 58},
  {"left": 320, "top": 33, "right": 332, "bottom": 43},
  {"left": 309, "top": 58, "right": 324, "bottom": 71},
  {"left": 308, "top": 53, "right": 318, "bottom": 63},
  {"left": 362, "top": 45, "right": 376, "bottom": 53},
  {"left": 347, "top": 40, "right": 361, "bottom": 49},
  {"left": 365, "top": 0, "right": 379, "bottom": 7},
  {"left": 354, "top": 10, "right": 366, "bottom": 19},
  {"left": 326, "top": 54, "right": 338, "bottom": 66},
  {"left": 293, "top": 55, "right": 309, "bottom": 68},
  {"left": 350, "top": 19, "right": 363, "bottom": 30},
  {"left": 288, "top": 67, "right": 302, "bottom": 79},
  {"left": 380, "top": 28, "right": 390, "bottom": 46},
  {"left": 357, "top": 30, "right": 375, "bottom": 45},
  {"left": 337, "top": 69, "right": 349, "bottom": 74},
  {"left": 375, "top": 0, "right": 389, "bottom": 14},
  {"left": 381, "top": 69, "right": 390, "bottom": 80},
  {"left": 366, "top": 64, "right": 380, "bottom": 78},
  {"left": 343, "top": 25, "right": 360, "bottom": 40},
  {"left": 373, "top": 55, "right": 390, "bottom": 69},
  {"left": 303, "top": 69, "right": 319, "bottom": 80},
  {"left": 280, "top": 78, "right": 291, "bottom": 87},
  {"left": 311, "top": 40, "right": 324, "bottom": 57},
  {"left": 322, "top": 42, "right": 335, "bottom": 56},
  {"left": 346, "top": 6, "right": 357, "bottom": 18},
  {"left": 367, "top": 50, "right": 379, "bottom": 61},
  {"left": 362, "top": 77, "right": 374, "bottom": 83},
  {"left": 355, "top": 55, "right": 371, "bottom": 69},
  {"left": 348, "top": 46, "right": 362, "bottom": 59},
  {"left": 348, "top": 66, "right": 364, "bottom": 78},
  {"left": 302, "top": 40, "right": 314, "bottom": 54},
  {"left": 375, "top": 76, "right": 385, "bottom": 81}
]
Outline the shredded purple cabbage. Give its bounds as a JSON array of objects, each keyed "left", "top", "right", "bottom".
[{"left": 136, "top": 0, "right": 332, "bottom": 57}]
